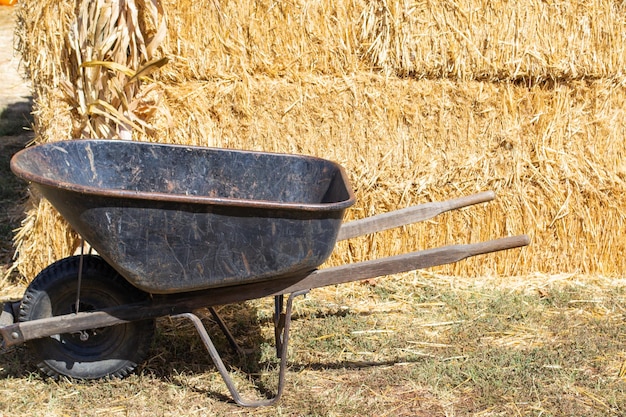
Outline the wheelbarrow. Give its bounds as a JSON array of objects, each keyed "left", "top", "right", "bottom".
[{"left": 2, "top": 139, "right": 529, "bottom": 407}]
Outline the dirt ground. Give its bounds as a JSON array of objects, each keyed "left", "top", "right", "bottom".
[
  {"left": 0, "top": 5, "right": 33, "bottom": 284},
  {"left": 0, "top": 6, "right": 30, "bottom": 124}
]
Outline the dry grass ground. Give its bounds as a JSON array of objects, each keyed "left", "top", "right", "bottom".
[{"left": 0, "top": 271, "right": 624, "bottom": 416}]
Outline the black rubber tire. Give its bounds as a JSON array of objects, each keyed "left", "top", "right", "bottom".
[{"left": 19, "top": 255, "right": 155, "bottom": 380}]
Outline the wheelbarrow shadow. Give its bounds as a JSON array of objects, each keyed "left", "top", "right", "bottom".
[
  {"left": 145, "top": 301, "right": 281, "bottom": 402},
  {"left": 144, "top": 301, "right": 432, "bottom": 405}
]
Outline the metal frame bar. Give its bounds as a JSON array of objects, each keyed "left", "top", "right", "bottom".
[
  {"left": 207, "top": 307, "right": 245, "bottom": 356},
  {"left": 172, "top": 290, "right": 308, "bottom": 407}
]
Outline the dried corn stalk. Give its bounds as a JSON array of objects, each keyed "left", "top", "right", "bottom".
[{"left": 61, "top": 0, "right": 167, "bottom": 139}]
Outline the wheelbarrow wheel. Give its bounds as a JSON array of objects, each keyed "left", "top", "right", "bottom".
[{"left": 19, "top": 255, "right": 154, "bottom": 380}]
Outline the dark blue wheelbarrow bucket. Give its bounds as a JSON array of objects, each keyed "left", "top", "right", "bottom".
[{"left": 10, "top": 139, "right": 356, "bottom": 294}]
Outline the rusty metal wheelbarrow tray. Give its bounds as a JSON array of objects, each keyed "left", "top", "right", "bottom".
[{"left": 3, "top": 139, "right": 529, "bottom": 407}]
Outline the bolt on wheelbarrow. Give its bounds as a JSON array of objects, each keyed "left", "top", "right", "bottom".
[{"left": 2, "top": 140, "right": 529, "bottom": 407}]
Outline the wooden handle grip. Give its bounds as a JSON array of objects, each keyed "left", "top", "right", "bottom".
[{"left": 337, "top": 190, "right": 496, "bottom": 241}]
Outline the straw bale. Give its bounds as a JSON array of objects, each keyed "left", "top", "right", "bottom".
[
  {"left": 156, "top": 0, "right": 365, "bottom": 81},
  {"left": 9, "top": 0, "right": 626, "bottom": 281},
  {"left": 357, "top": 0, "right": 626, "bottom": 81},
  {"left": 155, "top": 0, "right": 626, "bottom": 83},
  {"left": 13, "top": 0, "right": 75, "bottom": 142}
]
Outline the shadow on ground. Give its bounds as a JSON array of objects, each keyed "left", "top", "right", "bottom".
[
  {"left": 0, "top": 98, "right": 32, "bottom": 137},
  {"left": 0, "top": 99, "right": 33, "bottom": 272}
]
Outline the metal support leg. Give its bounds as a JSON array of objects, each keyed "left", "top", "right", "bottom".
[
  {"left": 173, "top": 290, "right": 308, "bottom": 407},
  {"left": 207, "top": 307, "right": 245, "bottom": 356},
  {"left": 274, "top": 295, "right": 285, "bottom": 357}
]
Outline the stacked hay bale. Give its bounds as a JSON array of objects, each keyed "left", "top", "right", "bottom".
[{"left": 11, "top": 0, "right": 626, "bottom": 281}]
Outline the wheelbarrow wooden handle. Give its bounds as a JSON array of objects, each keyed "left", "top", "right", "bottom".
[
  {"left": 289, "top": 234, "right": 530, "bottom": 292},
  {"left": 337, "top": 190, "right": 496, "bottom": 241},
  {"left": 0, "top": 235, "right": 530, "bottom": 348}
]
